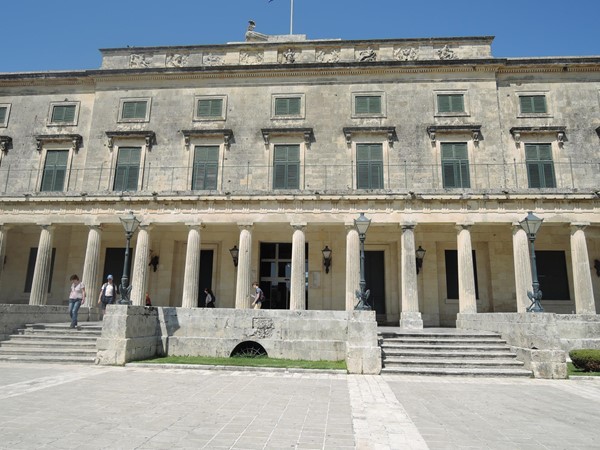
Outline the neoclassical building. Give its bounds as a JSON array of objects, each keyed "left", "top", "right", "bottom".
[{"left": 0, "top": 31, "right": 598, "bottom": 327}]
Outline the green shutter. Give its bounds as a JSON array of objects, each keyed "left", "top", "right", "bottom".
[
  {"left": 441, "top": 143, "right": 470, "bottom": 188},
  {"left": 437, "top": 95, "right": 451, "bottom": 113},
  {"left": 41, "top": 150, "right": 68, "bottom": 192},
  {"left": 114, "top": 147, "right": 141, "bottom": 191},
  {"left": 525, "top": 143, "right": 555, "bottom": 188},
  {"left": 355, "top": 96, "right": 382, "bottom": 114},
  {"left": 273, "top": 145, "right": 300, "bottom": 189},
  {"left": 197, "top": 99, "right": 223, "bottom": 117},
  {"left": 122, "top": 101, "right": 147, "bottom": 119},
  {"left": 520, "top": 96, "right": 547, "bottom": 114},
  {"left": 192, "top": 146, "right": 219, "bottom": 189},
  {"left": 356, "top": 144, "right": 383, "bottom": 189},
  {"left": 51, "top": 105, "right": 76, "bottom": 123},
  {"left": 0, "top": 107, "right": 6, "bottom": 123},
  {"left": 438, "top": 94, "right": 465, "bottom": 113},
  {"left": 274, "top": 97, "right": 301, "bottom": 116}
]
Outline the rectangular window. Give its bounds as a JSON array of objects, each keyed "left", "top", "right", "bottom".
[
  {"left": 121, "top": 101, "right": 148, "bottom": 120},
  {"left": 51, "top": 105, "right": 76, "bottom": 123},
  {"left": 274, "top": 97, "right": 301, "bottom": 116},
  {"left": 273, "top": 145, "right": 300, "bottom": 189},
  {"left": 355, "top": 95, "right": 382, "bottom": 115},
  {"left": 445, "top": 250, "right": 479, "bottom": 300},
  {"left": 536, "top": 251, "right": 570, "bottom": 300},
  {"left": 114, "top": 147, "right": 141, "bottom": 191},
  {"left": 437, "top": 94, "right": 465, "bottom": 113},
  {"left": 525, "top": 143, "right": 556, "bottom": 188},
  {"left": 356, "top": 143, "right": 383, "bottom": 189},
  {"left": 441, "top": 142, "right": 470, "bottom": 188},
  {"left": 192, "top": 146, "right": 219, "bottom": 190},
  {"left": 519, "top": 95, "right": 547, "bottom": 114},
  {"left": 196, "top": 98, "right": 223, "bottom": 118},
  {"left": 40, "top": 150, "right": 68, "bottom": 192},
  {"left": 0, "top": 106, "right": 7, "bottom": 125},
  {"left": 24, "top": 248, "right": 56, "bottom": 293}
]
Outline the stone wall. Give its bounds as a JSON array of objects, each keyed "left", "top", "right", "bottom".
[
  {"left": 0, "top": 304, "right": 70, "bottom": 339},
  {"left": 96, "top": 306, "right": 381, "bottom": 374}
]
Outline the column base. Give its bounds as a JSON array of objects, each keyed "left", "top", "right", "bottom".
[{"left": 399, "top": 312, "right": 423, "bottom": 329}]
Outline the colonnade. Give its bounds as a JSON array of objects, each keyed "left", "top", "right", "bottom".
[{"left": 11, "top": 220, "right": 598, "bottom": 325}]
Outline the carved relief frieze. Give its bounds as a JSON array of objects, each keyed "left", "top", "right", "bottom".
[
  {"left": 316, "top": 48, "right": 340, "bottom": 63},
  {"left": 279, "top": 48, "right": 297, "bottom": 64},
  {"left": 356, "top": 47, "right": 378, "bottom": 62},
  {"left": 437, "top": 45, "right": 457, "bottom": 60},
  {"left": 129, "top": 54, "right": 151, "bottom": 68},
  {"left": 394, "top": 47, "right": 419, "bottom": 61},
  {"left": 166, "top": 54, "right": 188, "bottom": 68},
  {"left": 203, "top": 53, "right": 224, "bottom": 66},
  {"left": 240, "top": 51, "right": 264, "bottom": 65}
]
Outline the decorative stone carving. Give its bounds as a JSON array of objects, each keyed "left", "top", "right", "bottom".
[
  {"left": 240, "top": 51, "right": 264, "bottom": 65},
  {"left": 280, "top": 48, "right": 297, "bottom": 64},
  {"left": 130, "top": 54, "right": 150, "bottom": 68},
  {"left": 357, "top": 47, "right": 377, "bottom": 62},
  {"left": 316, "top": 49, "right": 340, "bottom": 63},
  {"left": 203, "top": 53, "right": 224, "bottom": 66},
  {"left": 245, "top": 20, "right": 269, "bottom": 42},
  {"left": 394, "top": 47, "right": 419, "bottom": 61},
  {"left": 166, "top": 54, "right": 188, "bottom": 68},
  {"left": 437, "top": 45, "right": 457, "bottom": 60}
]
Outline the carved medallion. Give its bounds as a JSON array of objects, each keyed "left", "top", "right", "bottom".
[
  {"left": 437, "top": 45, "right": 457, "bottom": 60},
  {"left": 356, "top": 47, "right": 378, "bottom": 62},
  {"left": 166, "top": 54, "right": 188, "bottom": 68},
  {"left": 203, "top": 53, "right": 224, "bottom": 66},
  {"left": 280, "top": 48, "right": 297, "bottom": 64},
  {"left": 129, "top": 54, "right": 150, "bottom": 68},
  {"left": 240, "top": 51, "right": 264, "bottom": 65},
  {"left": 315, "top": 49, "right": 340, "bottom": 63},
  {"left": 394, "top": 47, "right": 419, "bottom": 61}
]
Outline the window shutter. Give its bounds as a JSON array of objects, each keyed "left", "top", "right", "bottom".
[
  {"left": 520, "top": 96, "right": 533, "bottom": 114},
  {"left": 210, "top": 99, "right": 223, "bottom": 116},
  {"left": 51, "top": 105, "right": 76, "bottom": 123},
  {"left": 122, "top": 101, "right": 146, "bottom": 119},
  {"left": 114, "top": 147, "right": 141, "bottom": 191},
  {"left": 442, "top": 162, "right": 457, "bottom": 188},
  {"left": 41, "top": 150, "right": 68, "bottom": 192},
  {"left": 520, "top": 96, "right": 547, "bottom": 114},
  {"left": 369, "top": 96, "right": 381, "bottom": 114},
  {"left": 438, "top": 95, "right": 451, "bottom": 113},
  {"left": 0, "top": 107, "right": 5, "bottom": 123},
  {"left": 532, "top": 96, "right": 547, "bottom": 113},
  {"left": 527, "top": 163, "right": 542, "bottom": 188},
  {"left": 288, "top": 97, "right": 301, "bottom": 115},
  {"left": 273, "top": 163, "right": 287, "bottom": 188},
  {"left": 275, "top": 97, "right": 301, "bottom": 116},
  {"left": 355, "top": 96, "right": 369, "bottom": 114},
  {"left": 197, "top": 100, "right": 211, "bottom": 116},
  {"left": 441, "top": 143, "right": 469, "bottom": 188}
]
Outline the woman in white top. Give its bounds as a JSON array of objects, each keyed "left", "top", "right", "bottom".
[
  {"left": 68, "top": 274, "right": 86, "bottom": 329},
  {"left": 97, "top": 275, "right": 116, "bottom": 319}
]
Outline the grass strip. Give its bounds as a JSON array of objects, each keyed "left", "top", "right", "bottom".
[
  {"left": 568, "top": 362, "right": 600, "bottom": 377},
  {"left": 136, "top": 355, "right": 347, "bottom": 370}
]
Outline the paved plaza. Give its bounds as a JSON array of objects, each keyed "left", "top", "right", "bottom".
[{"left": 0, "top": 363, "right": 599, "bottom": 449}]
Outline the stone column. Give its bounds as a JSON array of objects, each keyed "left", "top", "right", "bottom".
[
  {"left": 0, "top": 225, "right": 9, "bottom": 285},
  {"left": 512, "top": 223, "right": 533, "bottom": 313},
  {"left": 82, "top": 225, "right": 102, "bottom": 310},
  {"left": 182, "top": 225, "right": 202, "bottom": 308},
  {"left": 290, "top": 224, "right": 307, "bottom": 310},
  {"left": 345, "top": 225, "right": 360, "bottom": 311},
  {"left": 570, "top": 223, "right": 596, "bottom": 314},
  {"left": 130, "top": 225, "right": 151, "bottom": 306},
  {"left": 235, "top": 224, "right": 253, "bottom": 309},
  {"left": 400, "top": 224, "right": 423, "bottom": 329},
  {"left": 456, "top": 224, "right": 477, "bottom": 314},
  {"left": 29, "top": 224, "right": 54, "bottom": 306}
]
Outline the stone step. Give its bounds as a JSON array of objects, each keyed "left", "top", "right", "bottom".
[
  {"left": 0, "top": 354, "right": 95, "bottom": 364},
  {"left": 383, "top": 349, "right": 514, "bottom": 358},
  {"left": 17, "top": 328, "right": 102, "bottom": 337},
  {"left": 7, "top": 334, "right": 99, "bottom": 342},
  {"left": 379, "top": 332, "right": 501, "bottom": 339},
  {"left": 381, "top": 366, "right": 533, "bottom": 377},
  {"left": 383, "top": 357, "right": 525, "bottom": 368},
  {"left": 0, "top": 346, "right": 97, "bottom": 357},
  {"left": 0, "top": 339, "right": 97, "bottom": 349},
  {"left": 381, "top": 343, "right": 511, "bottom": 351},
  {"left": 381, "top": 337, "right": 506, "bottom": 345}
]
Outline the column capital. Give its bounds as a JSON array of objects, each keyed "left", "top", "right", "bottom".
[
  {"left": 237, "top": 223, "right": 253, "bottom": 231},
  {"left": 455, "top": 222, "right": 474, "bottom": 232},
  {"left": 570, "top": 222, "right": 590, "bottom": 231},
  {"left": 185, "top": 222, "right": 204, "bottom": 230},
  {"left": 291, "top": 223, "right": 307, "bottom": 231},
  {"left": 86, "top": 224, "right": 102, "bottom": 231},
  {"left": 36, "top": 223, "right": 55, "bottom": 231},
  {"left": 401, "top": 222, "right": 416, "bottom": 231}
]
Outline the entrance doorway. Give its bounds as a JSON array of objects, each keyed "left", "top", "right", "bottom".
[
  {"left": 102, "top": 248, "right": 131, "bottom": 294},
  {"left": 198, "top": 250, "right": 214, "bottom": 307},
  {"left": 365, "top": 251, "right": 386, "bottom": 318},
  {"left": 259, "top": 242, "right": 308, "bottom": 309}
]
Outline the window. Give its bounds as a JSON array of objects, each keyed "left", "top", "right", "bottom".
[
  {"left": 271, "top": 95, "right": 304, "bottom": 118},
  {"left": 118, "top": 98, "right": 151, "bottom": 122},
  {"left": 354, "top": 95, "right": 382, "bottom": 115},
  {"left": 536, "top": 251, "right": 570, "bottom": 300},
  {"left": 437, "top": 94, "right": 465, "bottom": 113},
  {"left": 194, "top": 96, "right": 226, "bottom": 120},
  {"left": 0, "top": 104, "right": 10, "bottom": 127},
  {"left": 48, "top": 102, "right": 79, "bottom": 126},
  {"left": 114, "top": 147, "right": 141, "bottom": 191},
  {"left": 40, "top": 150, "right": 68, "bottom": 192},
  {"left": 192, "top": 146, "right": 219, "bottom": 190},
  {"left": 273, "top": 145, "right": 300, "bottom": 189},
  {"left": 24, "top": 248, "right": 56, "bottom": 293},
  {"left": 441, "top": 142, "right": 470, "bottom": 188},
  {"left": 356, "top": 143, "right": 383, "bottom": 189},
  {"left": 519, "top": 95, "right": 547, "bottom": 114},
  {"left": 445, "top": 250, "right": 479, "bottom": 300},
  {"left": 525, "top": 143, "right": 556, "bottom": 188}
]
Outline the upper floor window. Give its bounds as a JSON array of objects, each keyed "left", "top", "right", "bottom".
[
  {"left": 40, "top": 150, "right": 69, "bottom": 192},
  {"left": 192, "top": 145, "right": 219, "bottom": 190},
  {"left": 356, "top": 143, "right": 383, "bottom": 189},
  {"left": 525, "top": 143, "right": 556, "bottom": 188},
  {"left": 437, "top": 94, "right": 465, "bottom": 114},
  {"left": 194, "top": 96, "right": 226, "bottom": 121},
  {"left": 272, "top": 95, "right": 304, "bottom": 119},
  {"left": 441, "top": 142, "right": 470, "bottom": 188},
  {"left": 0, "top": 104, "right": 10, "bottom": 127},
  {"left": 118, "top": 98, "right": 151, "bottom": 122},
  {"left": 519, "top": 95, "right": 547, "bottom": 115},
  {"left": 48, "top": 102, "right": 79, "bottom": 126},
  {"left": 353, "top": 94, "right": 384, "bottom": 117},
  {"left": 273, "top": 145, "right": 300, "bottom": 189},
  {"left": 114, "top": 147, "right": 141, "bottom": 191}
]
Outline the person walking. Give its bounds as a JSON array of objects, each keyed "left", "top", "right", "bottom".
[
  {"left": 68, "top": 274, "right": 85, "bottom": 329},
  {"left": 204, "top": 288, "right": 216, "bottom": 308},
  {"left": 97, "top": 275, "right": 116, "bottom": 319},
  {"left": 251, "top": 282, "right": 264, "bottom": 309}
]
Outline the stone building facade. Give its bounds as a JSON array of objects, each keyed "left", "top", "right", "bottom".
[{"left": 0, "top": 34, "right": 598, "bottom": 327}]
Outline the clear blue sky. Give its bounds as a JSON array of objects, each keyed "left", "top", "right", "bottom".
[{"left": 2, "top": 0, "right": 598, "bottom": 73}]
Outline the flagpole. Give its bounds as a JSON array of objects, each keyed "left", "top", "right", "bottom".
[{"left": 290, "top": 0, "right": 294, "bottom": 34}]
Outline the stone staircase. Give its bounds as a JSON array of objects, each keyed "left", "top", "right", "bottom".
[
  {"left": 0, "top": 322, "right": 102, "bottom": 364},
  {"left": 379, "top": 329, "right": 533, "bottom": 377}
]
